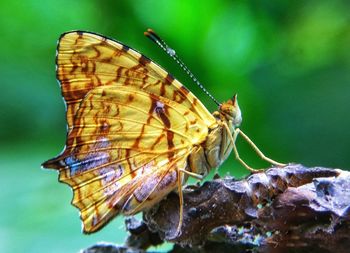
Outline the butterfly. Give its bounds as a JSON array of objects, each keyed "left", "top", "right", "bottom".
[{"left": 42, "top": 29, "right": 284, "bottom": 235}]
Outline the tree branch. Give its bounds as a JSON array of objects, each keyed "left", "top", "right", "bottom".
[{"left": 83, "top": 164, "right": 350, "bottom": 253}]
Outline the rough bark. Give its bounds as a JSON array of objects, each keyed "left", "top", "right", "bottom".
[{"left": 82, "top": 164, "right": 350, "bottom": 253}]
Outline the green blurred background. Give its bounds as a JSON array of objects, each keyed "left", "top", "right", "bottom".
[{"left": 1, "top": 1, "right": 349, "bottom": 252}]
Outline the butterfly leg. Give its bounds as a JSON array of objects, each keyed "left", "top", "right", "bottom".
[
  {"left": 223, "top": 122, "right": 261, "bottom": 173},
  {"left": 175, "top": 168, "right": 185, "bottom": 237},
  {"left": 179, "top": 169, "right": 204, "bottom": 180},
  {"left": 231, "top": 128, "right": 263, "bottom": 173},
  {"left": 174, "top": 169, "right": 204, "bottom": 237},
  {"left": 236, "top": 128, "right": 286, "bottom": 167}
]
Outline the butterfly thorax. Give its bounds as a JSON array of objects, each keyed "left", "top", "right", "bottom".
[{"left": 188, "top": 95, "right": 242, "bottom": 177}]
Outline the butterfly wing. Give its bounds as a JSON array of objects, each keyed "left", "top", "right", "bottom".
[
  {"left": 43, "top": 31, "right": 217, "bottom": 233},
  {"left": 55, "top": 31, "right": 216, "bottom": 132}
]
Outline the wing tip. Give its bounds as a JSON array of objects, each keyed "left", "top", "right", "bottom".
[
  {"left": 41, "top": 158, "right": 58, "bottom": 169},
  {"left": 58, "top": 30, "right": 87, "bottom": 40},
  {"left": 42, "top": 154, "right": 67, "bottom": 170}
]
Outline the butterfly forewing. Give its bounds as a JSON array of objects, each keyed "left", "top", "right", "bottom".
[
  {"left": 43, "top": 31, "right": 217, "bottom": 233},
  {"left": 56, "top": 31, "right": 216, "bottom": 132}
]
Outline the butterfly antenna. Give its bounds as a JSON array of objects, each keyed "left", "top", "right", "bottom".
[{"left": 144, "top": 29, "right": 221, "bottom": 106}]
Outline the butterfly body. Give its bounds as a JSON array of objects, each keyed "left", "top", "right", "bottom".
[{"left": 43, "top": 31, "right": 243, "bottom": 233}]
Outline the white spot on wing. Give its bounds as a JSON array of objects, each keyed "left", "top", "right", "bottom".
[{"left": 156, "top": 101, "right": 164, "bottom": 109}]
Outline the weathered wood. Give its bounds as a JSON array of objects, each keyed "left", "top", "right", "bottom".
[{"left": 83, "top": 164, "right": 350, "bottom": 253}]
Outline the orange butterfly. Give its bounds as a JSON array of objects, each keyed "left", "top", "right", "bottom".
[{"left": 42, "top": 29, "right": 284, "bottom": 234}]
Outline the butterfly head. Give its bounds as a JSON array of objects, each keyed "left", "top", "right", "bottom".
[{"left": 219, "top": 94, "right": 242, "bottom": 127}]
